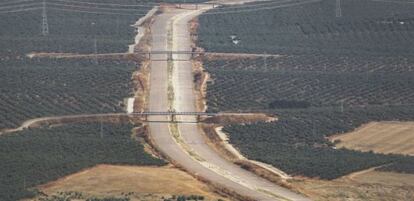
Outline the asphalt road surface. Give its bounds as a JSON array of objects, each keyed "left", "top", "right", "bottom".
[{"left": 146, "top": 5, "right": 310, "bottom": 201}]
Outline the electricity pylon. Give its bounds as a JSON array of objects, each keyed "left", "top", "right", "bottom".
[
  {"left": 42, "top": 0, "right": 49, "bottom": 36},
  {"left": 336, "top": 0, "right": 342, "bottom": 17}
]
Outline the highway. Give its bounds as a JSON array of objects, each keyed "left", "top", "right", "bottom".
[{"left": 146, "top": 5, "right": 310, "bottom": 201}]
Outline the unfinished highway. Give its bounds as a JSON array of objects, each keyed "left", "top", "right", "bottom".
[{"left": 146, "top": 4, "right": 310, "bottom": 201}]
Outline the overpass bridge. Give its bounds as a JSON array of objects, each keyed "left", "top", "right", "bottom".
[
  {"left": 135, "top": 50, "right": 204, "bottom": 61},
  {"left": 131, "top": 111, "right": 219, "bottom": 122}
]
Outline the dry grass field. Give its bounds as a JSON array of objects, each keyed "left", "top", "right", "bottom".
[
  {"left": 35, "top": 165, "right": 226, "bottom": 201},
  {"left": 330, "top": 122, "right": 414, "bottom": 156},
  {"left": 293, "top": 170, "right": 414, "bottom": 201}
]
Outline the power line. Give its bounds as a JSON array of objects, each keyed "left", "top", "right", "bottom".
[
  {"left": 2, "top": 0, "right": 320, "bottom": 14},
  {"left": 50, "top": 0, "right": 158, "bottom": 7},
  {"left": 0, "top": 7, "right": 41, "bottom": 14},
  {"left": 370, "top": 0, "right": 414, "bottom": 4},
  {"left": 46, "top": 2, "right": 152, "bottom": 12},
  {"left": 0, "top": 0, "right": 323, "bottom": 16},
  {"left": 0, "top": 6, "right": 143, "bottom": 15},
  {"left": 46, "top": 6, "right": 146, "bottom": 15},
  {"left": 203, "top": 0, "right": 322, "bottom": 15},
  {"left": 206, "top": 0, "right": 300, "bottom": 11},
  {"left": 0, "top": 0, "right": 36, "bottom": 7},
  {"left": 0, "top": 0, "right": 154, "bottom": 14},
  {"left": 0, "top": 2, "right": 150, "bottom": 15},
  {"left": 50, "top": 0, "right": 304, "bottom": 10},
  {"left": 0, "top": 2, "right": 41, "bottom": 10}
]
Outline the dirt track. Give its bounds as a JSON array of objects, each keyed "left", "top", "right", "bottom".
[
  {"left": 0, "top": 113, "right": 133, "bottom": 135},
  {"left": 145, "top": 4, "right": 310, "bottom": 201}
]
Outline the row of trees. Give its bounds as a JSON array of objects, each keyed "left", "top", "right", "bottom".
[
  {"left": 0, "top": 58, "right": 136, "bottom": 129},
  {"left": 198, "top": 0, "right": 414, "bottom": 181},
  {"left": 223, "top": 106, "right": 414, "bottom": 179},
  {"left": 203, "top": 54, "right": 414, "bottom": 73},
  {"left": 205, "top": 66, "right": 414, "bottom": 112},
  {"left": 198, "top": 0, "right": 414, "bottom": 56},
  {"left": 0, "top": 0, "right": 146, "bottom": 129},
  {"left": 378, "top": 159, "right": 414, "bottom": 174},
  {"left": 0, "top": 5, "right": 142, "bottom": 57},
  {"left": 0, "top": 122, "right": 166, "bottom": 201},
  {"left": 268, "top": 100, "right": 311, "bottom": 109}
]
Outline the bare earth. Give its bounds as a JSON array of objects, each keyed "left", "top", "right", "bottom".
[
  {"left": 293, "top": 170, "right": 414, "bottom": 201},
  {"left": 37, "top": 165, "right": 225, "bottom": 201},
  {"left": 303, "top": 121, "right": 414, "bottom": 200},
  {"left": 330, "top": 121, "right": 414, "bottom": 156}
]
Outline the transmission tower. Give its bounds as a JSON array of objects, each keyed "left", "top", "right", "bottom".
[
  {"left": 42, "top": 0, "right": 49, "bottom": 36},
  {"left": 336, "top": 0, "right": 342, "bottom": 17}
]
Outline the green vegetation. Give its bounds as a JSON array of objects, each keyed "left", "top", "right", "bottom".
[
  {"left": 223, "top": 106, "right": 414, "bottom": 179},
  {"left": 199, "top": 0, "right": 414, "bottom": 55},
  {"left": 0, "top": 58, "right": 135, "bottom": 129},
  {"left": 0, "top": 0, "right": 210, "bottom": 57},
  {"left": 0, "top": 1, "right": 210, "bottom": 201},
  {"left": 0, "top": 3, "right": 144, "bottom": 57},
  {"left": 40, "top": 191, "right": 130, "bottom": 201},
  {"left": 377, "top": 160, "right": 414, "bottom": 174},
  {"left": 203, "top": 56, "right": 414, "bottom": 178},
  {"left": 0, "top": 0, "right": 152, "bottom": 130},
  {"left": 269, "top": 100, "right": 311, "bottom": 109},
  {"left": 200, "top": 0, "right": 414, "bottom": 179},
  {"left": 0, "top": 122, "right": 165, "bottom": 201},
  {"left": 39, "top": 192, "right": 211, "bottom": 201},
  {"left": 164, "top": 195, "right": 206, "bottom": 201},
  {"left": 204, "top": 57, "right": 414, "bottom": 112}
]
